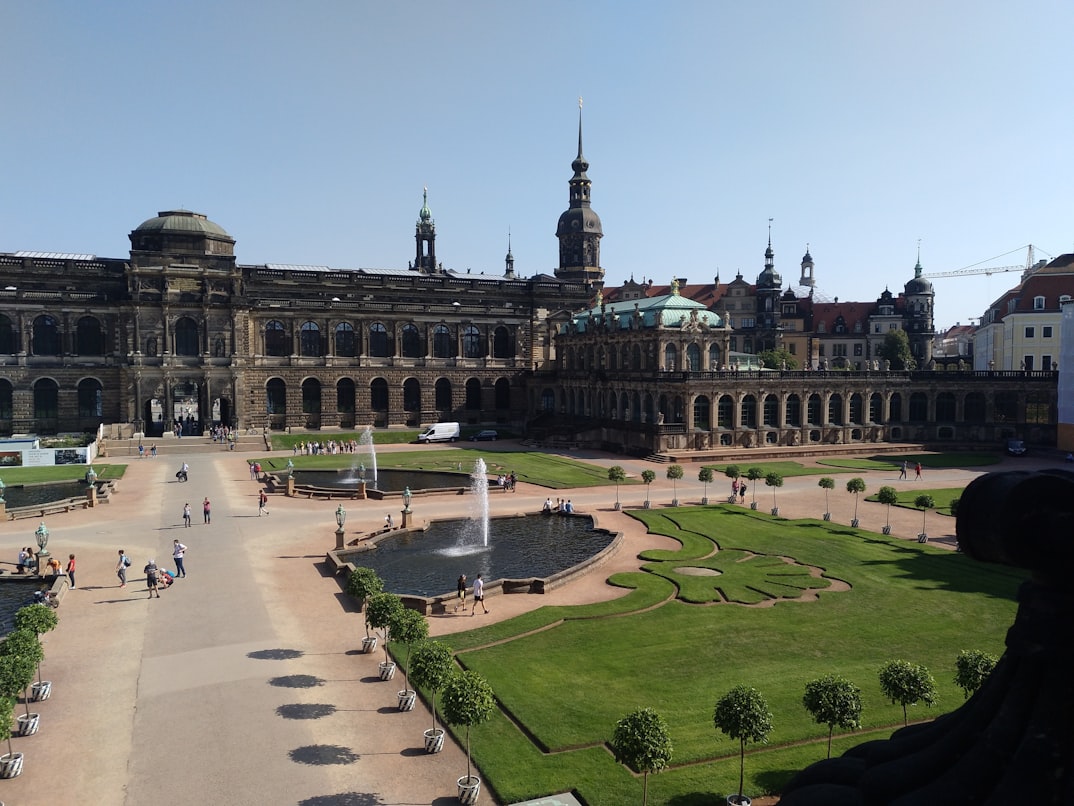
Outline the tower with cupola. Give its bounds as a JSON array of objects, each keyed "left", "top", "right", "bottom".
[
  {"left": 555, "top": 101, "right": 604, "bottom": 289},
  {"left": 414, "top": 187, "right": 437, "bottom": 272}
]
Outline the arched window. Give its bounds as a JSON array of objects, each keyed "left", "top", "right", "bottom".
[
  {"left": 32, "top": 315, "right": 61, "bottom": 356},
  {"left": 300, "top": 322, "right": 322, "bottom": 357},
  {"left": 709, "top": 343, "right": 722, "bottom": 369},
  {"left": 786, "top": 394, "right": 801, "bottom": 426},
  {"left": 936, "top": 392, "right": 956, "bottom": 421},
  {"left": 34, "top": 378, "right": 59, "bottom": 421},
  {"left": 717, "top": 395, "right": 733, "bottom": 428},
  {"left": 964, "top": 392, "right": 986, "bottom": 422},
  {"left": 370, "top": 378, "right": 389, "bottom": 412},
  {"left": 336, "top": 378, "right": 355, "bottom": 414},
  {"left": 462, "top": 325, "right": 483, "bottom": 358},
  {"left": 402, "top": 378, "right": 421, "bottom": 412},
  {"left": 265, "top": 378, "right": 286, "bottom": 414},
  {"left": 692, "top": 395, "right": 710, "bottom": 430},
  {"left": 0, "top": 315, "right": 15, "bottom": 354},
  {"left": 632, "top": 345, "right": 642, "bottom": 370},
  {"left": 763, "top": 394, "right": 778, "bottom": 426},
  {"left": 849, "top": 394, "right": 864, "bottom": 424},
  {"left": 368, "top": 323, "right": 388, "bottom": 357},
  {"left": 686, "top": 343, "right": 701, "bottom": 371},
  {"left": 78, "top": 378, "right": 103, "bottom": 417},
  {"left": 174, "top": 317, "right": 199, "bottom": 356},
  {"left": 401, "top": 324, "right": 422, "bottom": 358},
  {"left": 0, "top": 379, "right": 12, "bottom": 420},
  {"left": 740, "top": 394, "right": 757, "bottom": 427},
  {"left": 433, "top": 324, "right": 453, "bottom": 358},
  {"left": 828, "top": 394, "right": 843, "bottom": 424},
  {"left": 146, "top": 336, "right": 158, "bottom": 356},
  {"left": 663, "top": 344, "right": 677, "bottom": 371},
  {"left": 494, "top": 378, "right": 511, "bottom": 409},
  {"left": 807, "top": 394, "right": 823, "bottom": 425},
  {"left": 889, "top": 393, "right": 903, "bottom": 421},
  {"left": 909, "top": 392, "right": 928, "bottom": 421},
  {"left": 76, "top": 316, "right": 104, "bottom": 355},
  {"left": 541, "top": 388, "right": 556, "bottom": 412},
  {"left": 869, "top": 393, "right": 883, "bottom": 423},
  {"left": 334, "top": 323, "right": 355, "bottom": 357},
  {"left": 465, "top": 378, "right": 482, "bottom": 410},
  {"left": 265, "top": 321, "right": 288, "bottom": 356},
  {"left": 435, "top": 378, "right": 453, "bottom": 411},
  {"left": 301, "top": 378, "right": 321, "bottom": 415},
  {"left": 492, "top": 326, "right": 511, "bottom": 358}
]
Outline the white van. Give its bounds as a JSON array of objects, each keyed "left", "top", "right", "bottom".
[{"left": 417, "top": 422, "right": 461, "bottom": 443}]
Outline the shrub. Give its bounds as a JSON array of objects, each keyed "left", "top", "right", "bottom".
[{"left": 611, "top": 707, "right": 673, "bottom": 806}]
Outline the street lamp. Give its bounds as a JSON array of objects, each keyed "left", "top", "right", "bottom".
[
  {"left": 402, "top": 487, "right": 412, "bottom": 513},
  {"left": 35, "top": 521, "right": 50, "bottom": 575}
]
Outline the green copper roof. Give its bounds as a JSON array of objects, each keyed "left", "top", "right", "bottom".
[
  {"left": 569, "top": 292, "right": 724, "bottom": 333},
  {"left": 133, "top": 210, "right": 231, "bottom": 238}
]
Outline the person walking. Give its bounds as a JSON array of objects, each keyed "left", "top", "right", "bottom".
[
  {"left": 150, "top": 444, "right": 157, "bottom": 458},
  {"left": 173, "top": 539, "right": 187, "bottom": 578},
  {"left": 116, "top": 549, "right": 130, "bottom": 587},
  {"left": 66, "top": 554, "right": 76, "bottom": 588},
  {"left": 899, "top": 461, "right": 908, "bottom": 480},
  {"left": 471, "top": 573, "right": 489, "bottom": 615},
  {"left": 203, "top": 497, "right": 211, "bottom": 524},
  {"left": 915, "top": 462, "right": 922, "bottom": 480},
  {"left": 183, "top": 502, "right": 192, "bottom": 527},
  {"left": 258, "top": 489, "right": 269, "bottom": 516},
  {"left": 144, "top": 559, "right": 161, "bottom": 599},
  {"left": 739, "top": 483, "right": 747, "bottom": 503},
  {"left": 454, "top": 573, "right": 467, "bottom": 613}
]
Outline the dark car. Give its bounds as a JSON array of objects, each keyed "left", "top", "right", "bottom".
[
  {"left": 1006, "top": 439, "right": 1027, "bottom": 456},
  {"left": 469, "top": 430, "right": 498, "bottom": 441}
]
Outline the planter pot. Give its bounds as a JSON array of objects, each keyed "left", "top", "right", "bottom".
[
  {"left": 31, "top": 681, "right": 51, "bottom": 702},
  {"left": 613, "top": 501, "right": 621, "bottom": 511},
  {"left": 882, "top": 525, "right": 892, "bottom": 535},
  {"left": 397, "top": 689, "right": 416, "bottom": 711},
  {"left": 16, "top": 713, "right": 39, "bottom": 736},
  {"left": 457, "top": 775, "right": 482, "bottom": 805},
  {"left": 851, "top": 518, "right": 860, "bottom": 528},
  {"left": 770, "top": 507, "right": 780, "bottom": 516},
  {"left": 642, "top": 500, "right": 651, "bottom": 509},
  {"left": 701, "top": 496, "right": 709, "bottom": 505},
  {"left": 750, "top": 502, "right": 758, "bottom": 511},
  {"left": 0, "top": 752, "right": 23, "bottom": 779},
  {"left": 362, "top": 636, "right": 378, "bottom": 654},
  {"left": 823, "top": 512, "right": 831, "bottom": 521},
  {"left": 379, "top": 661, "right": 396, "bottom": 681},
  {"left": 424, "top": 728, "right": 445, "bottom": 754},
  {"left": 726, "top": 796, "right": 751, "bottom": 806},
  {"left": 671, "top": 499, "right": 679, "bottom": 507},
  {"left": 917, "top": 533, "right": 929, "bottom": 543}
]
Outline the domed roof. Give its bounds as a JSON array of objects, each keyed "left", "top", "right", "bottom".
[
  {"left": 133, "top": 210, "right": 231, "bottom": 238},
  {"left": 904, "top": 258, "right": 933, "bottom": 295},
  {"left": 556, "top": 206, "right": 603, "bottom": 236}
]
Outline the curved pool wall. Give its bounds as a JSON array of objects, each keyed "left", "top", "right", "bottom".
[
  {"left": 3, "top": 481, "right": 88, "bottom": 508},
  {"left": 0, "top": 578, "right": 49, "bottom": 636},
  {"left": 332, "top": 512, "right": 622, "bottom": 614},
  {"left": 292, "top": 468, "right": 468, "bottom": 495}
]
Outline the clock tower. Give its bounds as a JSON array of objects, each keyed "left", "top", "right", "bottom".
[
  {"left": 555, "top": 101, "right": 604, "bottom": 288},
  {"left": 414, "top": 187, "right": 438, "bottom": 273}
]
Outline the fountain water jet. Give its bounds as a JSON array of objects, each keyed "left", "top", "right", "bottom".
[
  {"left": 356, "top": 426, "right": 378, "bottom": 485},
  {"left": 470, "top": 458, "right": 490, "bottom": 547}
]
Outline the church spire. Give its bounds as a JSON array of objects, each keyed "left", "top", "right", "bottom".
[
  {"left": 414, "top": 186, "right": 437, "bottom": 272},
  {"left": 556, "top": 98, "right": 604, "bottom": 288}
]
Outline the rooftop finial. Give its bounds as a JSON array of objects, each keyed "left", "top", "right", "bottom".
[
  {"left": 916, "top": 238, "right": 923, "bottom": 276},
  {"left": 577, "top": 96, "right": 584, "bottom": 159}
]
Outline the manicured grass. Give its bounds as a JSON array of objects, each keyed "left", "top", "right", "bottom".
[
  {"left": 818, "top": 452, "right": 1000, "bottom": 470},
  {"left": 393, "top": 505, "right": 1022, "bottom": 805},
  {"left": 0, "top": 464, "right": 127, "bottom": 484},
  {"left": 705, "top": 461, "right": 843, "bottom": 478},
  {"left": 866, "top": 486, "right": 965, "bottom": 516},
  {"left": 267, "top": 428, "right": 518, "bottom": 450},
  {"left": 254, "top": 450, "right": 619, "bottom": 489}
]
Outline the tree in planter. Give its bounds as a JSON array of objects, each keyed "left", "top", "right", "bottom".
[
  {"left": 878, "top": 659, "right": 936, "bottom": 726},
  {"left": 14, "top": 603, "right": 58, "bottom": 689},
  {"left": 714, "top": 685, "right": 773, "bottom": 805},
  {"left": 365, "top": 592, "right": 405, "bottom": 667},
  {"left": 441, "top": 669, "right": 496, "bottom": 798},
  {"left": 745, "top": 467, "right": 764, "bottom": 507},
  {"left": 409, "top": 640, "right": 456, "bottom": 747},
  {"left": 389, "top": 607, "right": 429, "bottom": 704},
  {"left": 818, "top": 477, "right": 835, "bottom": 519},
  {"left": 611, "top": 707, "right": 674, "bottom": 806},
  {"left": 846, "top": 477, "right": 866, "bottom": 525},
  {"left": 0, "top": 694, "right": 16, "bottom": 776},
  {"left": 698, "top": 466, "right": 714, "bottom": 504},
  {"left": 802, "top": 674, "right": 863, "bottom": 759},
  {"left": 724, "top": 465, "right": 741, "bottom": 501},
  {"left": 345, "top": 566, "right": 384, "bottom": 643},
  {"left": 877, "top": 486, "right": 899, "bottom": 533},
  {"left": 666, "top": 464, "right": 684, "bottom": 505},
  {"left": 0, "top": 644, "right": 38, "bottom": 734},
  {"left": 954, "top": 649, "right": 998, "bottom": 699},
  {"left": 608, "top": 465, "right": 627, "bottom": 509},
  {"left": 914, "top": 494, "right": 935, "bottom": 539},
  {"left": 764, "top": 472, "right": 783, "bottom": 512},
  {"left": 641, "top": 469, "right": 656, "bottom": 507}
]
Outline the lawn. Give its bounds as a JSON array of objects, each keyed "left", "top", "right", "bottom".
[
  {"left": 0, "top": 464, "right": 127, "bottom": 484},
  {"left": 704, "top": 461, "right": 843, "bottom": 479},
  {"left": 867, "top": 486, "right": 966, "bottom": 517},
  {"left": 395, "top": 505, "right": 1022, "bottom": 805},
  {"left": 818, "top": 452, "right": 1000, "bottom": 470},
  {"left": 267, "top": 428, "right": 518, "bottom": 450}
]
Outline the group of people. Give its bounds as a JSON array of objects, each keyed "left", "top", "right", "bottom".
[
  {"left": 898, "top": 461, "right": 923, "bottom": 480},
  {"left": 291, "top": 439, "right": 362, "bottom": 456},
  {"left": 541, "top": 498, "right": 574, "bottom": 513},
  {"left": 15, "top": 548, "right": 76, "bottom": 586},
  {"left": 495, "top": 472, "right": 517, "bottom": 491},
  {"left": 116, "top": 539, "right": 187, "bottom": 598},
  {"left": 730, "top": 479, "right": 748, "bottom": 502},
  {"left": 208, "top": 425, "right": 239, "bottom": 449},
  {"left": 181, "top": 498, "right": 212, "bottom": 527},
  {"left": 136, "top": 443, "right": 159, "bottom": 459},
  {"left": 453, "top": 573, "right": 489, "bottom": 615}
]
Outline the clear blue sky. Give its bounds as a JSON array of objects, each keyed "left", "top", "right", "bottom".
[{"left": 5, "top": 0, "right": 1072, "bottom": 330}]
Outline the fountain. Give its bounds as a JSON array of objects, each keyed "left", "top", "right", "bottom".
[
  {"left": 470, "top": 458, "right": 490, "bottom": 547},
  {"left": 357, "top": 426, "right": 378, "bottom": 485}
]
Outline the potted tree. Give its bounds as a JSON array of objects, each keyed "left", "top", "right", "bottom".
[
  {"left": 409, "top": 639, "right": 455, "bottom": 753},
  {"left": 608, "top": 465, "right": 626, "bottom": 510},
  {"left": 802, "top": 674, "right": 863, "bottom": 759},
  {"left": 346, "top": 566, "right": 384, "bottom": 653},
  {"left": 698, "top": 466, "right": 714, "bottom": 505},
  {"left": 0, "top": 693, "right": 18, "bottom": 778},
  {"left": 714, "top": 685, "right": 772, "bottom": 806},
  {"left": 14, "top": 603, "right": 58, "bottom": 701},
  {"left": 0, "top": 632, "right": 41, "bottom": 737},
  {"left": 877, "top": 485, "right": 898, "bottom": 535},
  {"left": 954, "top": 649, "right": 998, "bottom": 699},
  {"left": 390, "top": 607, "right": 429, "bottom": 711},
  {"left": 914, "top": 494, "right": 935, "bottom": 542},
  {"left": 846, "top": 477, "right": 866, "bottom": 528},
  {"left": 666, "top": 464, "right": 684, "bottom": 507},
  {"left": 724, "top": 465, "right": 741, "bottom": 503},
  {"left": 365, "top": 592, "right": 404, "bottom": 680},
  {"left": 610, "top": 707, "right": 674, "bottom": 806},
  {"left": 641, "top": 469, "right": 655, "bottom": 509},
  {"left": 818, "top": 477, "right": 835, "bottom": 520},
  {"left": 878, "top": 659, "right": 936, "bottom": 726},
  {"left": 441, "top": 669, "right": 496, "bottom": 804},
  {"left": 764, "top": 472, "right": 783, "bottom": 515},
  {"left": 745, "top": 467, "right": 764, "bottom": 510}
]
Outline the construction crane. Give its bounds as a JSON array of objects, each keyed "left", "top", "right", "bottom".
[{"left": 922, "top": 244, "right": 1050, "bottom": 279}]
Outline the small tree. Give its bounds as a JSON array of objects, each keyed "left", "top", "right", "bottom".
[
  {"left": 802, "top": 674, "right": 863, "bottom": 758},
  {"left": 765, "top": 472, "right": 783, "bottom": 511},
  {"left": 745, "top": 467, "right": 764, "bottom": 506},
  {"left": 0, "top": 694, "right": 14, "bottom": 759},
  {"left": 641, "top": 469, "right": 656, "bottom": 507},
  {"left": 714, "top": 685, "right": 773, "bottom": 804},
  {"left": 878, "top": 659, "right": 936, "bottom": 725},
  {"left": 0, "top": 633, "right": 39, "bottom": 721},
  {"left": 846, "top": 477, "right": 866, "bottom": 524},
  {"left": 698, "top": 466, "right": 714, "bottom": 503},
  {"left": 441, "top": 669, "right": 496, "bottom": 786},
  {"left": 954, "top": 649, "right": 998, "bottom": 699},
  {"left": 949, "top": 497, "right": 960, "bottom": 518},
  {"left": 724, "top": 465, "right": 741, "bottom": 484},
  {"left": 611, "top": 707, "right": 674, "bottom": 806},
  {"left": 409, "top": 640, "right": 456, "bottom": 736},
  {"left": 608, "top": 465, "right": 627, "bottom": 509},
  {"left": 818, "top": 477, "right": 835, "bottom": 517},
  {"left": 389, "top": 607, "right": 429, "bottom": 696},
  {"left": 345, "top": 567, "right": 384, "bottom": 640},
  {"left": 914, "top": 494, "right": 935, "bottom": 538},
  {"left": 666, "top": 464, "right": 684, "bottom": 504},
  {"left": 14, "top": 604, "right": 58, "bottom": 685},
  {"left": 365, "top": 592, "right": 405, "bottom": 666},
  {"left": 877, "top": 486, "right": 899, "bottom": 533}
]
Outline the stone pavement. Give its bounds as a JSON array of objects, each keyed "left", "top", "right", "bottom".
[{"left": 0, "top": 444, "right": 1043, "bottom": 805}]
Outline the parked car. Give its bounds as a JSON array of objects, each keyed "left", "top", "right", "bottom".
[
  {"left": 469, "top": 430, "right": 498, "bottom": 441},
  {"left": 1006, "top": 439, "right": 1027, "bottom": 456}
]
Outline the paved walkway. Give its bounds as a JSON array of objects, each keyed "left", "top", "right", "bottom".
[{"left": 0, "top": 444, "right": 1043, "bottom": 805}]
